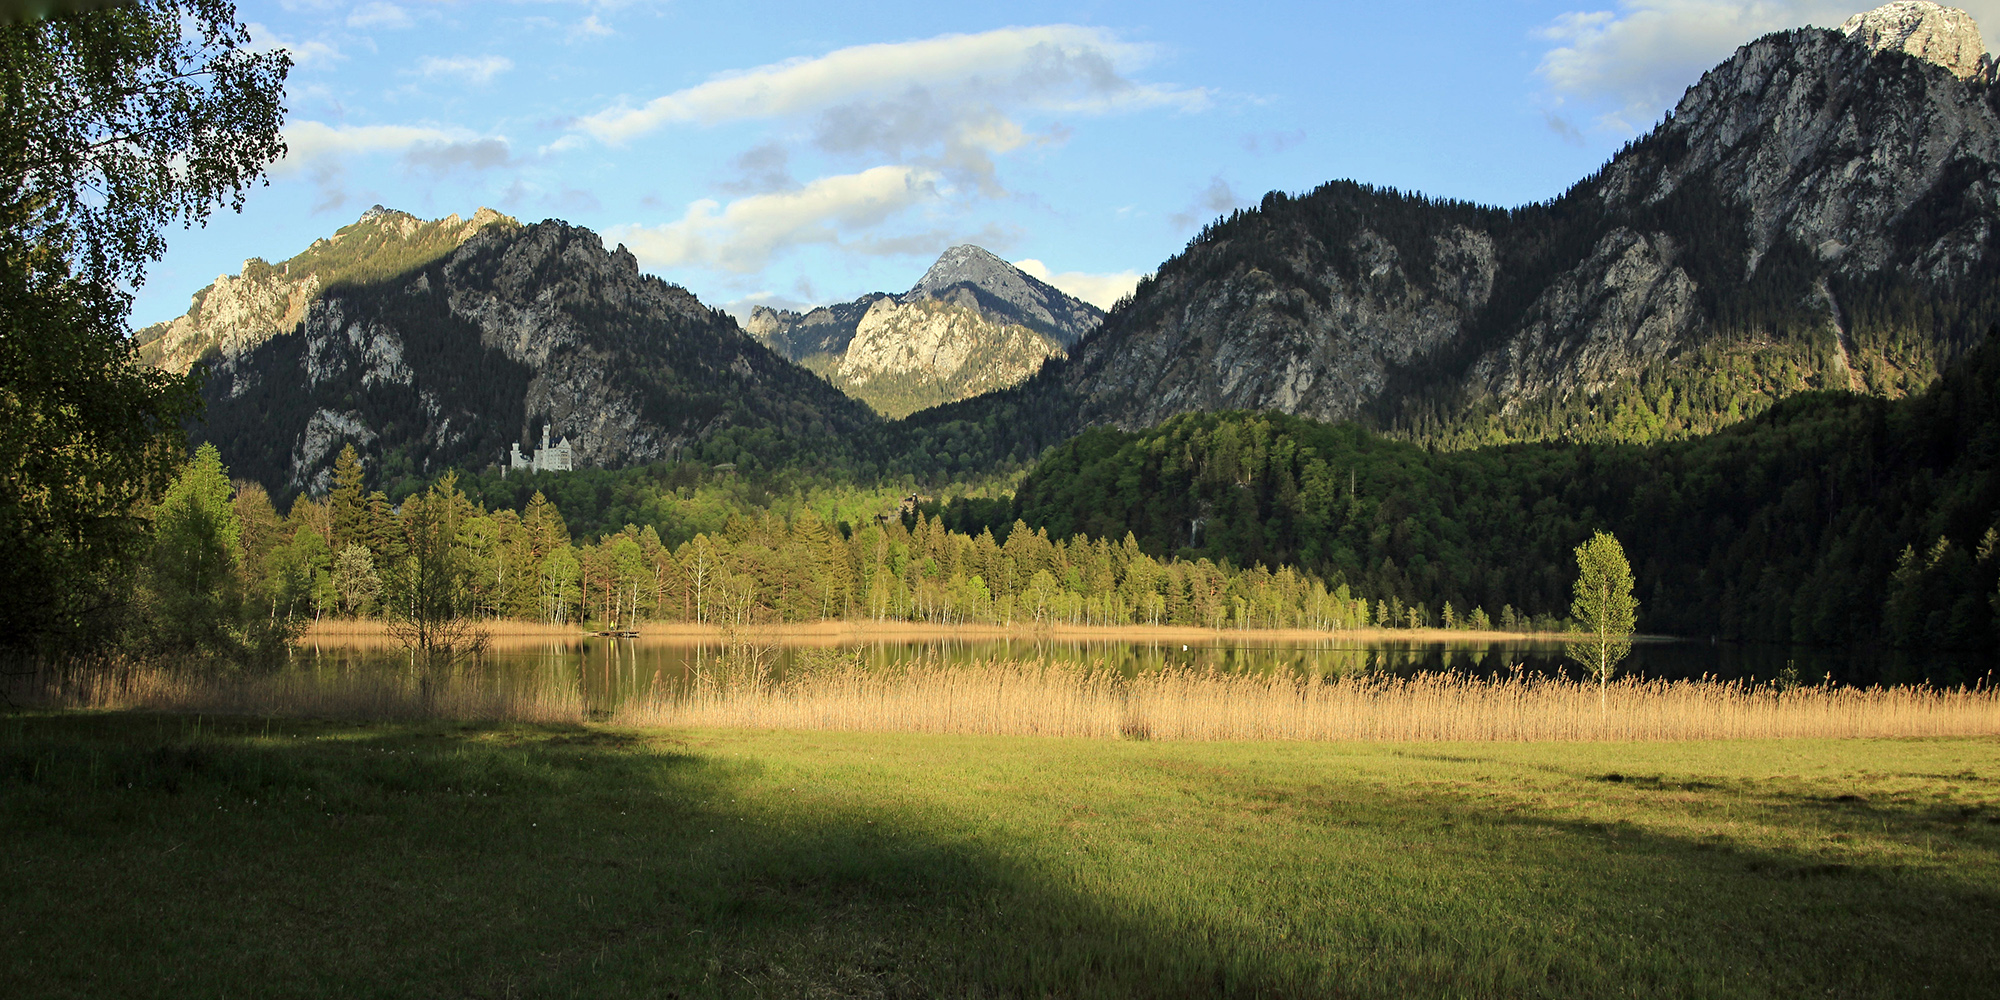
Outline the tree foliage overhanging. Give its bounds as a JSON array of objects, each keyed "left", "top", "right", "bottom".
[{"left": 0, "top": 0, "right": 287, "bottom": 652}]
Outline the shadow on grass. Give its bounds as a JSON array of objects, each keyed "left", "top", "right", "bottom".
[
  {"left": 1, "top": 715, "right": 1996, "bottom": 998},
  {"left": 0, "top": 714, "right": 1272, "bottom": 998}
]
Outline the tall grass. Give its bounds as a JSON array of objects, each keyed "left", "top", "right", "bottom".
[
  {"left": 616, "top": 658, "right": 2000, "bottom": 741},
  {"left": 16, "top": 654, "right": 1997, "bottom": 741}
]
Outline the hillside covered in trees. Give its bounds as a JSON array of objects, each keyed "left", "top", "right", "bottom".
[{"left": 964, "top": 327, "right": 2000, "bottom": 650}]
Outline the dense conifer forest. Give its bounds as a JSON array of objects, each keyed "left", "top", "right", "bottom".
[{"left": 980, "top": 328, "right": 2000, "bottom": 648}]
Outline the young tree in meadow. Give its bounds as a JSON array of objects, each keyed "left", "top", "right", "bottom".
[{"left": 1566, "top": 530, "right": 1638, "bottom": 705}]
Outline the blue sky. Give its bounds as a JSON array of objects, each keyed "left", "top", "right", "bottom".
[{"left": 131, "top": 0, "right": 2000, "bottom": 327}]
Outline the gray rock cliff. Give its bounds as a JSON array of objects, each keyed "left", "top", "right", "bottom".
[
  {"left": 194, "top": 220, "right": 877, "bottom": 496},
  {"left": 137, "top": 206, "right": 513, "bottom": 374},
  {"left": 1053, "top": 3, "right": 2000, "bottom": 437}
]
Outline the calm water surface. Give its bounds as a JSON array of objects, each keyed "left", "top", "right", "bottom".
[{"left": 293, "top": 633, "right": 1996, "bottom": 717}]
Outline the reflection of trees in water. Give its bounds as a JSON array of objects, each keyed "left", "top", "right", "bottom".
[{"left": 293, "top": 635, "right": 1996, "bottom": 715}]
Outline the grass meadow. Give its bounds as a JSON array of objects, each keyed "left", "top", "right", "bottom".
[{"left": 1, "top": 709, "right": 1996, "bottom": 998}]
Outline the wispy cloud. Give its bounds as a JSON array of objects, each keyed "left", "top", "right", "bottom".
[
  {"left": 1533, "top": 1, "right": 2000, "bottom": 133},
  {"left": 272, "top": 122, "right": 471, "bottom": 175},
  {"left": 608, "top": 165, "right": 941, "bottom": 273},
  {"left": 271, "top": 121, "right": 513, "bottom": 210},
  {"left": 246, "top": 22, "right": 343, "bottom": 71},
  {"left": 347, "top": 2, "right": 412, "bottom": 30},
  {"left": 569, "top": 14, "right": 614, "bottom": 41},
  {"left": 576, "top": 24, "right": 1205, "bottom": 194},
  {"left": 1012, "top": 258, "right": 1146, "bottom": 309},
  {"left": 418, "top": 55, "right": 515, "bottom": 86},
  {"left": 1240, "top": 129, "right": 1306, "bottom": 155},
  {"left": 1168, "top": 176, "right": 1244, "bottom": 231},
  {"left": 579, "top": 25, "right": 1203, "bottom": 141},
  {"left": 403, "top": 138, "right": 514, "bottom": 173}
]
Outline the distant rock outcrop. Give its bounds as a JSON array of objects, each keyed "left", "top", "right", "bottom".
[
  {"left": 904, "top": 245, "right": 1103, "bottom": 345},
  {"left": 1839, "top": 1, "right": 1992, "bottom": 79},
  {"left": 137, "top": 206, "right": 514, "bottom": 374},
  {"left": 749, "top": 245, "right": 1104, "bottom": 417}
]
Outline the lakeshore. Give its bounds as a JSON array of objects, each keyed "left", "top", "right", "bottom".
[{"left": 299, "top": 618, "right": 1559, "bottom": 646}]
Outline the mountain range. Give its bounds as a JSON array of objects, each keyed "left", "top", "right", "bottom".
[
  {"left": 1032, "top": 0, "right": 2000, "bottom": 446},
  {"left": 164, "top": 1, "right": 2000, "bottom": 501}
]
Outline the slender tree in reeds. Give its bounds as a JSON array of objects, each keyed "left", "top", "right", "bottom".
[
  {"left": 1566, "top": 531, "right": 1637, "bottom": 710},
  {"left": 384, "top": 473, "right": 488, "bottom": 671}
]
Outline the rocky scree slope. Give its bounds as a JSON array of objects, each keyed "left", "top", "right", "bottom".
[
  {"left": 1025, "top": 2, "right": 2000, "bottom": 442},
  {"left": 136, "top": 206, "right": 513, "bottom": 374},
  {"left": 749, "top": 245, "right": 1104, "bottom": 417},
  {"left": 194, "top": 218, "right": 879, "bottom": 498}
]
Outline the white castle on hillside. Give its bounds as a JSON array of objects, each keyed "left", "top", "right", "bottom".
[{"left": 508, "top": 425, "right": 574, "bottom": 474}]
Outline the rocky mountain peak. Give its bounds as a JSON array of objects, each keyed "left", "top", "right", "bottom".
[
  {"left": 137, "top": 206, "right": 520, "bottom": 374},
  {"left": 904, "top": 245, "right": 1103, "bottom": 346},
  {"left": 908, "top": 245, "right": 1019, "bottom": 296},
  {"left": 1840, "top": 1, "right": 1988, "bottom": 78}
]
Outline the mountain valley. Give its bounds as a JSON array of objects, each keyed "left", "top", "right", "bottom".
[{"left": 133, "top": 1, "right": 2000, "bottom": 650}]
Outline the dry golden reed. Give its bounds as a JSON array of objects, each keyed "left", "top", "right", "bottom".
[
  {"left": 615, "top": 658, "right": 2000, "bottom": 742},
  {"left": 18, "top": 655, "right": 1998, "bottom": 742}
]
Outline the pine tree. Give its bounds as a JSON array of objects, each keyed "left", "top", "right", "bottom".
[{"left": 327, "top": 444, "right": 369, "bottom": 552}]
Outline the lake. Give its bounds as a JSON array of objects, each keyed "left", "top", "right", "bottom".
[{"left": 291, "top": 632, "right": 1996, "bottom": 718}]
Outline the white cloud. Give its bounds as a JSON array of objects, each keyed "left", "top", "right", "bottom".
[
  {"left": 579, "top": 25, "right": 1199, "bottom": 141},
  {"left": 572, "top": 25, "right": 1211, "bottom": 287},
  {"left": 418, "top": 55, "right": 515, "bottom": 86},
  {"left": 575, "top": 24, "right": 1205, "bottom": 191},
  {"left": 1536, "top": 2, "right": 2000, "bottom": 132},
  {"left": 1013, "top": 259, "right": 1146, "bottom": 310},
  {"left": 404, "top": 138, "right": 514, "bottom": 173},
  {"left": 273, "top": 121, "right": 513, "bottom": 174},
  {"left": 608, "top": 165, "right": 941, "bottom": 273},
  {"left": 245, "top": 23, "right": 343, "bottom": 71},
  {"left": 273, "top": 121, "right": 461, "bottom": 175},
  {"left": 569, "top": 14, "right": 614, "bottom": 41},
  {"left": 348, "top": 2, "right": 413, "bottom": 29}
]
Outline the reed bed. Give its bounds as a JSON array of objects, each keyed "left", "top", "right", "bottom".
[
  {"left": 615, "top": 658, "right": 2000, "bottom": 742},
  {"left": 15, "top": 654, "right": 1998, "bottom": 741}
]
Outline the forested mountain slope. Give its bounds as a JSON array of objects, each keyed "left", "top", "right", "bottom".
[
  {"left": 983, "top": 325, "right": 2000, "bottom": 650},
  {"left": 194, "top": 219, "right": 880, "bottom": 499}
]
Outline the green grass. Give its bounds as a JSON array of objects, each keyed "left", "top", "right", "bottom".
[{"left": 1, "top": 714, "right": 1995, "bottom": 998}]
